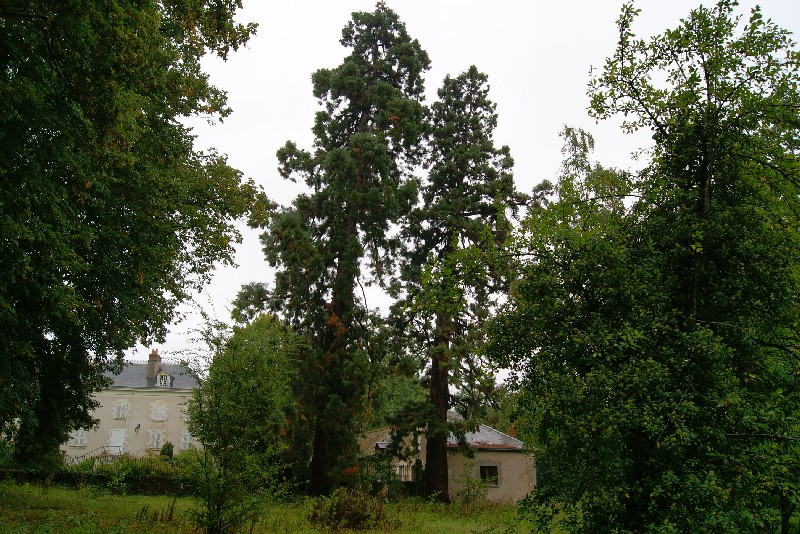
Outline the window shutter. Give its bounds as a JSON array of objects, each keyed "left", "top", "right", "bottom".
[
  {"left": 148, "top": 429, "right": 164, "bottom": 450},
  {"left": 180, "top": 432, "right": 194, "bottom": 450},
  {"left": 151, "top": 403, "right": 166, "bottom": 421},
  {"left": 113, "top": 402, "right": 128, "bottom": 419}
]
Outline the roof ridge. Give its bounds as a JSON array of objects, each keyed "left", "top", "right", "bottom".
[
  {"left": 477, "top": 423, "right": 524, "bottom": 445},
  {"left": 125, "top": 359, "right": 186, "bottom": 366}
]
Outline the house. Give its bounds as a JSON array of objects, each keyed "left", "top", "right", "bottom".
[
  {"left": 60, "top": 349, "right": 197, "bottom": 460},
  {"left": 359, "top": 418, "right": 536, "bottom": 502}
]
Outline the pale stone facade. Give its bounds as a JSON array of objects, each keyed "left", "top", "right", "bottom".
[
  {"left": 446, "top": 447, "right": 536, "bottom": 502},
  {"left": 60, "top": 349, "right": 197, "bottom": 460},
  {"left": 360, "top": 420, "right": 536, "bottom": 502}
]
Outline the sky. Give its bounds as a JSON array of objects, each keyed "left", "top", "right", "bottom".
[{"left": 136, "top": 0, "right": 800, "bottom": 361}]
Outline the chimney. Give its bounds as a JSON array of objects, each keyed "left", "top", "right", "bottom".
[{"left": 146, "top": 348, "right": 161, "bottom": 381}]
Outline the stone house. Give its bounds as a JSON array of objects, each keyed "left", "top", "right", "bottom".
[
  {"left": 360, "top": 420, "right": 536, "bottom": 502},
  {"left": 60, "top": 349, "right": 197, "bottom": 460}
]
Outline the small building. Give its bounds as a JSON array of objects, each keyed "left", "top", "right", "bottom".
[
  {"left": 359, "top": 419, "right": 536, "bottom": 502},
  {"left": 60, "top": 349, "right": 197, "bottom": 460}
]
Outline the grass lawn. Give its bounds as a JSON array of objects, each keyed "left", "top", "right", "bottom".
[{"left": 0, "top": 481, "right": 520, "bottom": 533}]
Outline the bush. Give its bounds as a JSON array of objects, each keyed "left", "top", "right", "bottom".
[
  {"left": 455, "top": 458, "right": 489, "bottom": 504},
  {"left": 357, "top": 455, "right": 405, "bottom": 499},
  {"left": 309, "top": 486, "right": 387, "bottom": 531},
  {"left": 160, "top": 441, "right": 174, "bottom": 459}
]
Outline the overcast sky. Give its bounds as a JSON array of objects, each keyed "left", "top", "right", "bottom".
[{"left": 138, "top": 0, "right": 800, "bottom": 361}]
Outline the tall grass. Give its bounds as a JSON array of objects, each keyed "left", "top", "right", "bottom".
[{"left": 0, "top": 481, "right": 519, "bottom": 533}]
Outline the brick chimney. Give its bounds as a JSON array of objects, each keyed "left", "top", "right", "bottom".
[{"left": 146, "top": 348, "right": 161, "bottom": 382}]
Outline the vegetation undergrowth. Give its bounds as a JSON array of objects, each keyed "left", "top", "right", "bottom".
[{"left": 0, "top": 480, "right": 517, "bottom": 533}]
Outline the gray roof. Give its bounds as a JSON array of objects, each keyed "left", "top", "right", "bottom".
[
  {"left": 360, "top": 423, "right": 526, "bottom": 454},
  {"left": 105, "top": 361, "right": 197, "bottom": 390},
  {"left": 447, "top": 424, "right": 525, "bottom": 450}
]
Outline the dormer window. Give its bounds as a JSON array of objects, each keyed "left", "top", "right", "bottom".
[{"left": 157, "top": 373, "right": 170, "bottom": 388}]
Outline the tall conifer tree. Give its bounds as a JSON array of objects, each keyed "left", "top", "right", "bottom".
[
  {"left": 394, "top": 66, "right": 527, "bottom": 501},
  {"left": 261, "top": 3, "right": 429, "bottom": 495}
]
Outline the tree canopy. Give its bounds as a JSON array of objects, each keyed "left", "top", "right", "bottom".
[
  {"left": 0, "top": 0, "right": 261, "bottom": 462},
  {"left": 258, "top": 2, "right": 429, "bottom": 495},
  {"left": 188, "top": 314, "right": 300, "bottom": 533},
  {"left": 489, "top": 2, "right": 800, "bottom": 531},
  {"left": 391, "top": 65, "right": 529, "bottom": 501}
]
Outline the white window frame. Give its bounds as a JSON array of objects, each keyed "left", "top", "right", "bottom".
[
  {"left": 70, "top": 428, "right": 88, "bottom": 447},
  {"left": 113, "top": 401, "right": 128, "bottom": 420},
  {"left": 180, "top": 432, "right": 194, "bottom": 451},
  {"left": 157, "top": 373, "right": 170, "bottom": 388},
  {"left": 397, "top": 463, "right": 407, "bottom": 481},
  {"left": 148, "top": 429, "right": 165, "bottom": 450},
  {"left": 151, "top": 402, "right": 166, "bottom": 421}
]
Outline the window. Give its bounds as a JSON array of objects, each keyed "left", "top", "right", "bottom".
[
  {"left": 480, "top": 465, "right": 499, "bottom": 486},
  {"left": 69, "top": 428, "right": 88, "bottom": 447},
  {"left": 151, "top": 402, "right": 166, "bottom": 421},
  {"left": 113, "top": 402, "right": 128, "bottom": 420},
  {"left": 148, "top": 429, "right": 164, "bottom": 450},
  {"left": 180, "top": 432, "right": 194, "bottom": 451},
  {"left": 157, "top": 373, "right": 170, "bottom": 388},
  {"left": 396, "top": 463, "right": 407, "bottom": 481}
]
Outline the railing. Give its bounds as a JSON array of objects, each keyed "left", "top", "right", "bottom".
[{"left": 64, "top": 446, "right": 139, "bottom": 465}]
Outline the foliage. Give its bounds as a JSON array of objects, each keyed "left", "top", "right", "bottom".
[
  {"left": 489, "top": 2, "right": 800, "bottom": 532},
  {"left": 0, "top": 0, "right": 263, "bottom": 463},
  {"left": 455, "top": 458, "right": 489, "bottom": 505},
  {"left": 308, "top": 486, "right": 388, "bottom": 532},
  {"left": 390, "top": 65, "right": 538, "bottom": 501},
  {"left": 159, "top": 442, "right": 174, "bottom": 460},
  {"left": 255, "top": 2, "right": 430, "bottom": 495},
  {"left": 188, "top": 315, "right": 301, "bottom": 533}
]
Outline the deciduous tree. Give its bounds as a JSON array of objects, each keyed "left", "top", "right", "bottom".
[
  {"left": 490, "top": 2, "right": 800, "bottom": 530},
  {"left": 0, "top": 0, "right": 260, "bottom": 463},
  {"left": 188, "top": 314, "right": 299, "bottom": 534}
]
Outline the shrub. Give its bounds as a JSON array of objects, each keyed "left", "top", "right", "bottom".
[
  {"left": 456, "top": 458, "right": 489, "bottom": 504},
  {"left": 160, "top": 441, "right": 174, "bottom": 459},
  {"left": 357, "top": 455, "right": 404, "bottom": 499},
  {"left": 309, "top": 486, "right": 387, "bottom": 531}
]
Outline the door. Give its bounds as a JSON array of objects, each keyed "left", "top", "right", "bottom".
[{"left": 109, "top": 429, "right": 126, "bottom": 455}]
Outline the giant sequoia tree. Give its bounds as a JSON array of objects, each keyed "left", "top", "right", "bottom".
[
  {"left": 261, "top": 3, "right": 429, "bottom": 495},
  {"left": 0, "top": 1, "right": 259, "bottom": 462},
  {"left": 490, "top": 2, "right": 800, "bottom": 532},
  {"left": 394, "top": 66, "right": 527, "bottom": 501}
]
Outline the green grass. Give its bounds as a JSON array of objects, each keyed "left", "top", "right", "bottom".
[{"left": 0, "top": 481, "right": 520, "bottom": 533}]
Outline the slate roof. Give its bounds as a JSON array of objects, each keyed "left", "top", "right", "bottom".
[
  {"left": 447, "top": 424, "right": 525, "bottom": 450},
  {"left": 360, "top": 422, "right": 526, "bottom": 454},
  {"left": 105, "top": 361, "right": 197, "bottom": 390}
]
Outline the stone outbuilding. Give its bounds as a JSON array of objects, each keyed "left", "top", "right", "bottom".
[{"left": 360, "top": 419, "right": 536, "bottom": 502}]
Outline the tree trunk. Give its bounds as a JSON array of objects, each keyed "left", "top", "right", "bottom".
[
  {"left": 424, "top": 331, "right": 451, "bottom": 503},
  {"left": 780, "top": 491, "right": 792, "bottom": 534},
  {"left": 308, "top": 421, "right": 333, "bottom": 496}
]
